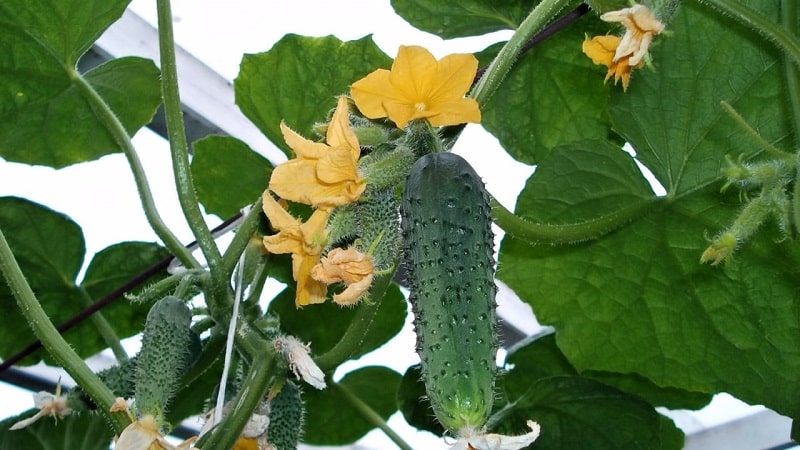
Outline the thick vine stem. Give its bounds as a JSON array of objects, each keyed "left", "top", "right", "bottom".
[
  {"left": 220, "top": 198, "right": 263, "bottom": 279},
  {"left": 155, "top": 0, "right": 222, "bottom": 273},
  {"left": 0, "top": 227, "right": 130, "bottom": 433},
  {"left": 68, "top": 68, "right": 199, "bottom": 269},
  {"left": 491, "top": 196, "right": 661, "bottom": 244},
  {"left": 314, "top": 268, "right": 397, "bottom": 372},
  {"left": 470, "top": 0, "right": 575, "bottom": 106},
  {"left": 334, "top": 381, "right": 414, "bottom": 450},
  {"left": 197, "top": 333, "right": 276, "bottom": 450},
  {"left": 698, "top": 0, "right": 800, "bottom": 69}
]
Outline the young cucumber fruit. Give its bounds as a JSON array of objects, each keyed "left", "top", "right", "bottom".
[
  {"left": 134, "top": 295, "right": 193, "bottom": 418},
  {"left": 401, "top": 152, "right": 498, "bottom": 434}
]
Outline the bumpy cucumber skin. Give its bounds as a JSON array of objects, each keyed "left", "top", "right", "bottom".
[
  {"left": 134, "top": 295, "right": 192, "bottom": 418},
  {"left": 401, "top": 152, "right": 498, "bottom": 434},
  {"left": 267, "top": 380, "right": 304, "bottom": 450}
]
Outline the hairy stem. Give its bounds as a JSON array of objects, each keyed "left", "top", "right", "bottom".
[
  {"left": 334, "top": 381, "right": 413, "bottom": 450},
  {"left": 156, "top": 0, "right": 222, "bottom": 273},
  {"left": 197, "top": 335, "right": 276, "bottom": 450},
  {"left": 221, "top": 199, "right": 263, "bottom": 279},
  {"left": 0, "top": 227, "right": 129, "bottom": 433},
  {"left": 491, "top": 196, "right": 661, "bottom": 244},
  {"left": 470, "top": 0, "right": 574, "bottom": 105},
  {"left": 69, "top": 68, "right": 198, "bottom": 269},
  {"left": 77, "top": 287, "right": 127, "bottom": 362},
  {"left": 699, "top": 0, "right": 800, "bottom": 68},
  {"left": 314, "top": 268, "right": 396, "bottom": 372}
]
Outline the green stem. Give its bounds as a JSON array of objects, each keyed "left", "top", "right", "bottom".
[
  {"left": 780, "top": 0, "right": 800, "bottom": 234},
  {"left": 314, "top": 268, "right": 396, "bottom": 372},
  {"left": 221, "top": 198, "right": 263, "bottom": 279},
  {"left": 155, "top": 0, "right": 222, "bottom": 272},
  {"left": 197, "top": 334, "right": 276, "bottom": 450},
  {"left": 68, "top": 69, "right": 198, "bottom": 269},
  {"left": 0, "top": 227, "right": 129, "bottom": 433},
  {"left": 334, "top": 381, "right": 414, "bottom": 450},
  {"left": 470, "top": 0, "right": 573, "bottom": 105},
  {"left": 783, "top": 0, "right": 800, "bottom": 139},
  {"left": 719, "top": 101, "right": 794, "bottom": 160},
  {"left": 77, "top": 287, "right": 127, "bottom": 362},
  {"left": 699, "top": 0, "right": 800, "bottom": 69},
  {"left": 491, "top": 196, "right": 661, "bottom": 244}
]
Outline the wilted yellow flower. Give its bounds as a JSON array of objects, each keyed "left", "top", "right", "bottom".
[
  {"left": 274, "top": 336, "right": 327, "bottom": 390},
  {"left": 583, "top": 4, "right": 664, "bottom": 90},
  {"left": 311, "top": 247, "right": 375, "bottom": 306},
  {"left": 601, "top": 4, "right": 664, "bottom": 66},
  {"left": 114, "top": 415, "right": 198, "bottom": 450},
  {"left": 9, "top": 381, "right": 72, "bottom": 430},
  {"left": 262, "top": 192, "right": 330, "bottom": 307},
  {"left": 700, "top": 232, "right": 738, "bottom": 265},
  {"left": 270, "top": 96, "right": 366, "bottom": 208},
  {"left": 582, "top": 35, "right": 640, "bottom": 90},
  {"left": 351, "top": 45, "right": 481, "bottom": 128}
]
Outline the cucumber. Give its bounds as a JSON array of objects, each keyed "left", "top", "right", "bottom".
[
  {"left": 400, "top": 152, "right": 498, "bottom": 434},
  {"left": 134, "top": 295, "right": 193, "bottom": 419},
  {"left": 267, "top": 380, "right": 304, "bottom": 450}
]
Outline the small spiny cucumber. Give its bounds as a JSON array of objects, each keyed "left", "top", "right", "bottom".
[
  {"left": 400, "top": 151, "right": 498, "bottom": 434},
  {"left": 267, "top": 380, "right": 304, "bottom": 450},
  {"left": 134, "top": 295, "right": 193, "bottom": 418}
]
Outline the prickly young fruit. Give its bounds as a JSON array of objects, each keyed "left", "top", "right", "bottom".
[
  {"left": 400, "top": 151, "right": 498, "bottom": 434},
  {"left": 134, "top": 296, "right": 192, "bottom": 418},
  {"left": 267, "top": 380, "right": 304, "bottom": 450}
]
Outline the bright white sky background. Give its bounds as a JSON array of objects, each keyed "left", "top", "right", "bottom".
[{"left": 0, "top": 0, "right": 778, "bottom": 449}]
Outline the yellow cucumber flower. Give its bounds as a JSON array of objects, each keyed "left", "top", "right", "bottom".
[
  {"left": 351, "top": 45, "right": 481, "bottom": 128},
  {"left": 311, "top": 247, "right": 375, "bottom": 306},
  {"left": 582, "top": 35, "right": 640, "bottom": 90},
  {"left": 114, "top": 415, "right": 198, "bottom": 450},
  {"left": 583, "top": 4, "right": 664, "bottom": 90},
  {"left": 270, "top": 96, "right": 366, "bottom": 208},
  {"left": 601, "top": 4, "right": 664, "bottom": 66},
  {"left": 262, "top": 192, "right": 330, "bottom": 307}
]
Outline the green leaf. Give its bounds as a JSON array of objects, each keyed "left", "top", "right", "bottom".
[
  {"left": 0, "top": 0, "right": 161, "bottom": 168},
  {"left": 482, "top": 15, "right": 617, "bottom": 164},
  {"left": 390, "top": 0, "right": 537, "bottom": 39},
  {"left": 0, "top": 197, "right": 167, "bottom": 365},
  {"left": 80, "top": 241, "right": 170, "bottom": 350},
  {"left": 0, "top": 0, "right": 129, "bottom": 64},
  {"left": 610, "top": 2, "right": 793, "bottom": 196},
  {"left": 302, "top": 366, "right": 401, "bottom": 445},
  {"left": 0, "top": 408, "right": 114, "bottom": 450},
  {"left": 191, "top": 135, "right": 273, "bottom": 219},
  {"left": 498, "top": 2, "right": 800, "bottom": 419},
  {"left": 504, "top": 333, "right": 711, "bottom": 411},
  {"left": 235, "top": 34, "right": 391, "bottom": 157},
  {"left": 498, "top": 376, "right": 682, "bottom": 450},
  {"left": 268, "top": 283, "right": 406, "bottom": 362},
  {"left": 396, "top": 364, "right": 446, "bottom": 436}
]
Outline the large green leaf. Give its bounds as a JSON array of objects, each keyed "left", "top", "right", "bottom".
[
  {"left": 498, "top": 376, "right": 682, "bottom": 450},
  {"left": 610, "top": 1, "right": 793, "bottom": 195},
  {"left": 498, "top": 2, "right": 800, "bottom": 419},
  {"left": 302, "top": 366, "right": 401, "bottom": 445},
  {"left": 390, "top": 0, "right": 537, "bottom": 39},
  {"left": 0, "top": 0, "right": 161, "bottom": 168},
  {"left": 482, "top": 13, "right": 617, "bottom": 164},
  {"left": 235, "top": 34, "right": 391, "bottom": 157},
  {"left": 0, "top": 197, "right": 168, "bottom": 364},
  {"left": 0, "top": 408, "right": 113, "bottom": 450},
  {"left": 268, "top": 282, "right": 406, "bottom": 362},
  {"left": 191, "top": 135, "right": 273, "bottom": 219}
]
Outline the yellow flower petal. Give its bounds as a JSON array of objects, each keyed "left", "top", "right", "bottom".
[
  {"left": 351, "top": 45, "right": 481, "bottom": 128},
  {"left": 271, "top": 98, "right": 365, "bottom": 208},
  {"left": 293, "top": 253, "right": 327, "bottom": 306},
  {"left": 311, "top": 247, "right": 375, "bottom": 306}
]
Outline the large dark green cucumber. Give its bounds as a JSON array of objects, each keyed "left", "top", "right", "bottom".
[{"left": 400, "top": 152, "right": 498, "bottom": 434}]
